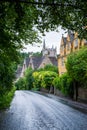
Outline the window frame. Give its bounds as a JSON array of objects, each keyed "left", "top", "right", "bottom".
[{"left": 74, "top": 38, "right": 78, "bottom": 48}]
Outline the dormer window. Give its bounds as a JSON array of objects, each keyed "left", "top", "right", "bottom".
[
  {"left": 61, "top": 45, "right": 64, "bottom": 52},
  {"left": 61, "top": 57, "right": 64, "bottom": 66},
  {"left": 67, "top": 43, "right": 70, "bottom": 51},
  {"left": 74, "top": 39, "right": 78, "bottom": 48},
  {"left": 84, "top": 39, "right": 87, "bottom": 45},
  {"left": 24, "top": 64, "right": 25, "bottom": 69}
]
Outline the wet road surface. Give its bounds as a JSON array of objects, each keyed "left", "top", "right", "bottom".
[{"left": 0, "top": 90, "right": 87, "bottom": 130}]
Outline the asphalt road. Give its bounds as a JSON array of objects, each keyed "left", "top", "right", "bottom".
[{"left": 0, "top": 91, "right": 87, "bottom": 130}]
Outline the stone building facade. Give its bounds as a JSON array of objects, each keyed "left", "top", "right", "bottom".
[
  {"left": 58, "top": 31, "right": 87, "bottom": 75},
  {"left": 58, "top": 31, "right": 87, "bottom": 101}
]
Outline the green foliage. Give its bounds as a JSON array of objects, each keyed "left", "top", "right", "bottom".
[
  {"left": 1, "top": 1, "right": 87, "bottom": 100},
  {"left": 53, "top": 73, "right": 74, "bottom": 97},
  {"left": 1, "top": 0, "right": 87, "bottom": 97},
  {"left": 0, "top": 56, "right": 17, "bottom": 94},
  {"left": 1, "top": 1, "right": 87, "bottom": 41},
  {"left": 31, "top": 87, "right": 40, "bottom": 91},
  {"left": 25, "top": 68, "right": 34, "bottom": 90},
  {"left": 15, "top": 68, "right": 34, "bottom": 90},
  {"left": 0, "top": 2, "right": 40, "bottom": 95},
  {"left": 60, "top": 73, "right": 74, "bottom": 97},
  {"left": 30, "top": 65, "right": 58, "bottom": 90},
  {"left": 18, "top": 52, "right": 42, "bottom": 68},
  {"left": 8, "top": 0, "right": 86, "bottom": 39},
  {"left": 32, "top": 52, "right": 42, "bottom": 57},
  {"left": 15, "top": 77, "right": 26, "bottom": 90},
  {"left": 53, "top": 77, "right": 61, "bottom": 90},
  {"left": 0, "top": 1, "right": 41, "bottom": 44},
  {"left": 33, "top": 71, "right": 57, "bottom": 90},
  {"left": 43, "top": 64, "right": 58, "bottom": 73},
  {"left": 19, "top": 52, "right": 31, "bottom": 66},
  {"left": 66, "top": 47, "right": 87, "bottom": 87},
  {"left": 0, "top": 86, "right": 16, "bottom": 109},
  {"left": 22, "top": 65, "right": 58, "bottom": 91},
  {"left": 32, "top": 71, "right": 41, "bottom": 90}
]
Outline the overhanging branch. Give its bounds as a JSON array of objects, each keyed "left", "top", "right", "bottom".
[{"left": 0, "top": 0, "right": 81, "bottom": 9}]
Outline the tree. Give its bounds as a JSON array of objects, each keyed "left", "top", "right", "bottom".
[
  {"left": 32, "top": 71, "right": 42, "bottom": 90},
  {"left": 15, "top": 77, "right": 26, "bottom": 90},
  {"left": 36, "top": 71, "right": 57, "bottom": 89},
  {"left": 0, "top": 1, "right": 41, "bottom": 62},
  {"left": 32, "top": 52, "right": 42, "bottom": 57},
  {"left": 53, "top": 73, "right": 74, "bottom": 98},
  {"left": 44, "top": 64, "right": 58, "bottom": 73},
  {"left": 53, "top": 76, "right": 61, "bottom": 90},
  {"left": 66, "top": 47, "right": 87, "bottom": 100},
  {"left": 0, "top": 1, "right": 40, "bottom": 92},
  {"left": 1, "top": 0, "right": 87, "bottom": 39},
  {"left": 25, "top": 68, "right": 34, "bottom": 90},
  {"left": 60, "top": 73, "right": 74, "bottom": 98},
  {"left": 1, "top": 0, "right": 87, "bottom": 93},
  {"left": 0, "top": 52, "right": 19, "bottom": 95},
  {"left": 66, "top": 47, "right": 87, "bottom": 85}
]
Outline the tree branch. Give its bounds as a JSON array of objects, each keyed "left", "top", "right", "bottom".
[{"left": 0, "top": 0, "right": 80, "bottom": 9}]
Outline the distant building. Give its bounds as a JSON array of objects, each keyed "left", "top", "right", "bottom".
[
  {"left": 15, "top": 65, "right": 22, "bottom": 81},
  {"left": 42, "top": 39, "right": 57, "bottom": 57},
  {"left": 16, "top": 40, "right": 58, "bottom": 78},
  {"left": 58, "top": 30, "right": 87, "bottom": 75}
]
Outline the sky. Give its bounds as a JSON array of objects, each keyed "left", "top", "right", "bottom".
[{"left": 23, "top": 26, "right": 67, "bottom": 54}]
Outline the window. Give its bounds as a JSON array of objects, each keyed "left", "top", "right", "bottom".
[
  {"left": 61, "top": 45, "right": 64, "bottom": 52},
  {"left": 74, "top": 39, "right": 78, "bottom": 48},
  {"left": 84, "top": 39, "right": 87, "bottom": 45},
  {"left": 24, "top": 64, "right": 25, "bottom": 69},
  {"left": 61, "top": 72, "right": 64, "bottom": 75},
  {"left": 67, "top": 43, "right": 70, "bottom": 51},
  {"left": 43, "top": 63, "right": 45, "bottom": 67},
  {"left": 61, "top": 57, "right": 64, "bottom": 66}
]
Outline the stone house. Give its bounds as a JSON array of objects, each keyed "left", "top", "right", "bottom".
[
  {"left": 58, "top": 31, "right": 87, "bottom": 75},
  {"left": 58, "top": 30, "right": 87, "bottom": 101},
  {"left": 19, "top": 40, "right": 58, "bottom": 77}
]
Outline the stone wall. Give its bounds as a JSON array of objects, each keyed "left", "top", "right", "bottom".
[
  {"left": 54, "top": 87, "right": 64, "bottom": 97},
  {"left": 78, "top": 87, "right": 87, "bottom": 102},
  {"left": 40, "top": 87, "right": 49, "bottom": 93}
]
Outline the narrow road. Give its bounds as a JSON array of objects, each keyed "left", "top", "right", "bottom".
[{"left": 0, "top": 91, "right": 87, "bottom": 130}]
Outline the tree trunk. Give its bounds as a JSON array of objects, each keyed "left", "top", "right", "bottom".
[
  {"left": 73, "top": 81, "right": 78, "bottom": 101},
  {"left": 49, "top": 85, "right": 54, "bottom": 94}
]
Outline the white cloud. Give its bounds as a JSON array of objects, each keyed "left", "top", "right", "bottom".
[{"left": 23, "top": 27, "right": 67, "bottom": 54}]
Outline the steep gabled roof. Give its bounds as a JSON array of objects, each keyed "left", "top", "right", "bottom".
[
  {"left": 23, "top": 54, "right": 58, "bottom": 70},
  {"left": 68, "top": 30, "right": 74, "bottom": 42},
  {"left": 62, "top": 36, "right": 67, "bottom": 47},
  {"left": 61, "top": 31, "right": 74, "bottom": 47},
  {"left": 25, "top": 57, "right": 30, "bottom": 68},
  {"left": 31, "top": 56, "right": 43, "bottom": 69},
  {"left": 49, "top": 57, "right": 58, "bottom": 66},
  {"left": 16, "top": 66, "right": 22, "bottom": 78}
]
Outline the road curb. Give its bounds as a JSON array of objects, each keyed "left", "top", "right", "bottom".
[{"left": 36, "top": 91, "right": 87, "bottom": 113}]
